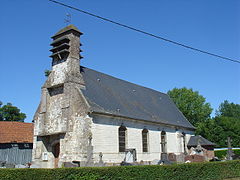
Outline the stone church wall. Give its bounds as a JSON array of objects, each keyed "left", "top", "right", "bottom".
[
  {"left": 32, "top": 81, "right": 93, "bottom": 168},
  {"left": 91, "top": 114, "right": 194, "bottom": 164},
  {"left": 32, "top": 25, "right": 195, "bottom": 168}
]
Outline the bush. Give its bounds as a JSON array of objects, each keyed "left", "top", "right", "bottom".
[
  {"left": 0, "top": 161, "right": 239, "bottom": 180},
  {"left": 215, "top": 149, "right": 240, "bottom": 159},
  {"left": 215, "top": 150, "right": 227, "bottom": 159},
  {"left": 235, "top": 149, "right": 240, "bottom": 156}
]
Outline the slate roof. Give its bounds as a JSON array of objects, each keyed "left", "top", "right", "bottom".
[
  {"left": 187, "top": 135, "right": 215, "bottom": 147},
  {"left": 0, "top": 122, "right": 33, "bottom": 143},
  {"left": 80, "top": 67, "right": 195, "bottom": 130}
]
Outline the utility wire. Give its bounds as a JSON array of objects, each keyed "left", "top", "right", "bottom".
[{"left": 49, "top": 0, "right": 240, "bottom": 64}]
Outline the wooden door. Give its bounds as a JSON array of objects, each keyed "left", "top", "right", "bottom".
[{"left": 53, "top": 143, "right": 60, "bottom": 168}]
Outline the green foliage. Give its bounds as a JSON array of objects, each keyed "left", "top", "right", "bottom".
[
  {"left": 196, "top": 119, "right": 225, "bottom": 147},
  {"left": 0, "top": 102, "right": 26, "bottom": 122},
  {"left": 196, "top": 117, "right": 240, "bottom": 148},
  {"left": 215, "top": 149, "right": 240, "bottom": 159},
  {"left": 167, "top": 88, "right": 240, "bottom": 148},
  {"left": 0, "top": 161, "right": 240, "bottom": 180},
  {"left": 235, "top": 149, "right": 240, "bottom": 156},
  {"left": 215, "top": 150, "right": 227, "bottom": 159},
  {"left": 167, "top": 87, "right": 212, "bottom": 126},
  {"left": 44, "top": 69, "right": 52, "bottom": 77},
  {"left": 216, "top": 100, "right": 240, "bottom": 118},
  {"left": 197, "top": 100, "right": 240, "bottom": 148}
]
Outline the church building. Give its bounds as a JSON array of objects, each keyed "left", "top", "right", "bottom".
[{"left": 32, "top": 25, "right": 195, "bottom": 168}]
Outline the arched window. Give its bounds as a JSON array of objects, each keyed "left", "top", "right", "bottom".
[
  {"left": 119, "top": 126, "right": 127, "bottom": 152},
  {"left": 161, "top": 131, "right": 167, "bottom": 153},
  {"left": 142, "top": 129, "right": 149, "bottom": 152}
]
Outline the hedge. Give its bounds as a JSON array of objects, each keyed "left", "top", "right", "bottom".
[
  {"left": 215, "top": 149, "right": 240, "bottom": 159},
  {"left": 0, "top": 160, "right": 239, "bottom": 180}
]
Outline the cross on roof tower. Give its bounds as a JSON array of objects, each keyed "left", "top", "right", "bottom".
[{"left": 64, "top": 13, "right": 71, "bottom": 26}]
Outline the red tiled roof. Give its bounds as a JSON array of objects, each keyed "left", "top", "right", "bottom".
[{"left": 0, "top": 121, "right": 33, "bottom": 143}]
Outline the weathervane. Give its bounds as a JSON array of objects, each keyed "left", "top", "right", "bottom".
[{"left": 64, "top": 13, "right": 71, "bottom": 25}]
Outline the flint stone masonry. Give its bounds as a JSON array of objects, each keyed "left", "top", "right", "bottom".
[{"left": 32, "top": 25, "right": 196, "bottom": 168}]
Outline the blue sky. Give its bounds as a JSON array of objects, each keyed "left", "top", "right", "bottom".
[{"left": 0, "top": 0, "right": 239, "bottom": 122}]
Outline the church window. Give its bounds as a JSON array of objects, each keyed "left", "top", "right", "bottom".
[
  {"left": 161, "top": 131, "right": 167, "bottom": 153},
  {"left": 142, "top": 129, "right": 149, "bottom": 152},
  {"left": 119, "top": 126, "right": 127, "bottom": 152}
]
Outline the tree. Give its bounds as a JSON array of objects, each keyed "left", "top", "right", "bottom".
[
  {"left": 214, "top": 101, "right": 240, "bottom": 147},
  {"left": 216, "top": 100, "right": 240, "bottom": 118},
  {"left": 0, "top": 102, "right": 26, "bottom": 122},
  {"left": 196, "top": 119, "right": 225, "bottom": 147},
  {"left": 167, "top": 87, "right": 213, "bottom": 126},
  {"left": 197, "top": 101, "right": 240, "bottom": 147}
]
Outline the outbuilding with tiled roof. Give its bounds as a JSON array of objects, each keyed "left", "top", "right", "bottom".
[
  {"left": 0, "top": 121, "right": 33, "bottom": 166},
  {"left": 0, "top": 121, "right": 33, "bottom": 143}
]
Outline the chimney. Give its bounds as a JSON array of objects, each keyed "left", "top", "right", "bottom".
[{"left": 47, "top": 25, "right": 84, "bottom": 87}]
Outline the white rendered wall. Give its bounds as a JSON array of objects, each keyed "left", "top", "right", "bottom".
[{"left": 91, "top": 114, "right": 194, "bottom": 164}]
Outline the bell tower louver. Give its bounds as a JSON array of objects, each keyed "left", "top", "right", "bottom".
[
  {"left": 50, "top": 24, "right": 83, "bottom": 65},
  {"left": 45, "top": 24, "right": 84, "bottom": 87}
]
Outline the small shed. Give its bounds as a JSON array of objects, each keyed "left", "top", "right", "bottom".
[
  {"left": 187, "top": 135, "right": 215, "bottom": 149},
  {"left": 187, "top": 135, "right": 215, "bottom": 161},
  {"left": 0, "top": 121, "right": 33, "bottom": 166}
]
